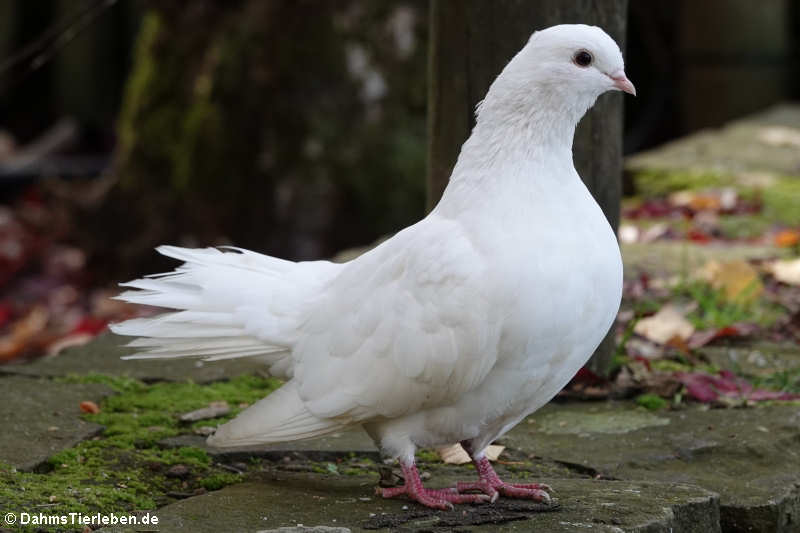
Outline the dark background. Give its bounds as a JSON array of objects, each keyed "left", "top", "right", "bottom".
[{"left": 0, "top": 0, "right": 798, "bottom": 280}]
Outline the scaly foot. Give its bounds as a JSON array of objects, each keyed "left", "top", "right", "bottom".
[
  {"left": 376, "top": 461, "right": 491, "bottom": 510},
  {"left": 456, "top": 455, "right": 552, "bottom": 503}
]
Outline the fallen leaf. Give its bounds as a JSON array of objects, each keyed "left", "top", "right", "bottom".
[
  {"left": 640, "top": 223, "right": 669, "bottom": 243},
  {"left": 675, "top": 370, "right": 800, "bottom": 403},
  {"left": 665, "top": 335, "right": 691, "bottom": 354},
  {"left": 668, "top": 188, "right": 737, "bottom": 212},
  {"left": 71, "top": 316, "right": 108, "bottom": 336},
  {"left": 436, "top": 443, "right": 505, "bottom": 465},
  {"left": 79, "top": 401, "right": 100, "bottom": 414},
  {"left": 687, "top": 323, "right": 759, "bottom": 349},
  {"left": 618, "top": 224, "right": 639, "bottom": 244},
  {"left": 624, "top": 338, "right": 664, "bottom": 360},
  {"left": 633, "top": 305, "right": 695, "bottom": 345},
  {"left": 689, "top": 193, "right": 721, "bottom": 212},
  {"left": 696, "top": 260, "right": 763, "bottom": 303},
  {"left": 774, "top": 229, "right": 800, "bottom": 248},
  {"left": 0, "top": 306, "right": 49, "bottom": 361},
  {"left": 765, "top": 258, "right": 800, "bottom": 286},
  {"left": 179, "top": 401, "right": 230, "bottom": 422},
  {"left": 687, "top": 229, "right": 713, "bottom": 243},
  {"left": 47, "top": 332, "right": 94, "bottom": 357}
]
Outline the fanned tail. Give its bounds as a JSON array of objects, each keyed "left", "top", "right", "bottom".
[{"left": 110, "top": 245, "right": 338, "bottom": 378}]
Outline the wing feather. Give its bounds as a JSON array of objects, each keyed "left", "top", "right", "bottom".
[{"left": 294, "top": 215, "right": 501, "bottom": 423}]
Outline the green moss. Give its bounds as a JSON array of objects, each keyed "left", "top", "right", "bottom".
[
  {"left": 416, "top": 449, "right": 439, "bottom": 463},
  {"left": 672, "top": 280, "right": 784, "bottom": 330},
  {"left": 752, "top": 368, "right": 800, "bottom": 394},
  {"left": 200, "top": 473, "right": 242, "bottom": 491},
  {"left": 632, "top": 170, "right": 727, "bottom": 197},
  {"left": 0, "top": 375, "right": 280, "bottom": 529},
  {"left": 57, "top": 373, "right": 146, "bottom": 393},
  {"left": 761, "top": 179, "right": 800, "bottom": 226},
  {"left": 636, "top": 394, "right": 668, "bottom": 411},
  {"left": 716, "top": 214, "right": 774, "bottom": 240},
  {"left": 116, "top": 11, "right": 162, "bottom": 173}
]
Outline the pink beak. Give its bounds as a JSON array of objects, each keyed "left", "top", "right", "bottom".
[{"left": 609, "top": 71, "right": 636, "bottom": 96}]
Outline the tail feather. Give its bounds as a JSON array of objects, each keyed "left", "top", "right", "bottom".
[
  {"left": 207, "top": 380, "right": 346, "bottom": 447},
  {"left": 111, "top": 246, "right": 339, "bottom": 378}
]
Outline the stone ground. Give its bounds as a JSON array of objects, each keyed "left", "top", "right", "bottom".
[
  {"left": 0, "top": 315, "right": 798, "bottom": 532},
  {"left": 3, "top": 107, "right": 800, "bottom": 532}
]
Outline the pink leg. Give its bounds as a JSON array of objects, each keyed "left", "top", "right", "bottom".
[
  {"left": 456, "top": 455, "right": 552, "bottom": 503},
  {"left": 376, "top": 460, "right": 490, "bottom": 510}
]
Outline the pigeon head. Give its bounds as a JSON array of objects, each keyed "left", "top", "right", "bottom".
[
  {"left": 476, "top": 24, "right": 634, "bottom": 138},
  {"left": 523, "top": 24, "right": 635, "bottom": 99}
]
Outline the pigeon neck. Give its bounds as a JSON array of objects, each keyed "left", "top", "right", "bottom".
[
  {"left": 461, "top": 76, "right": 593, "bottom": 167},
  {"left": 443, "top": 87, "right": 590, "bottom": 185},
  {"left": 431, "top": 84, "right": 596, "bottom": 218}
]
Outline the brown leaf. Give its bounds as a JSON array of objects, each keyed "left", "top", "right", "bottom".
[
  {"left": 774, "top": 230, "right": 800, "bottom": 248},
  {"left": 79, "top": 401, "right": 100, "bottom": 414},
  {"left": 0, "top": 306, "right": 49, "bottom": 361},
  {"left": 696, "top": 260, "right": 762, "bottom": 303}
]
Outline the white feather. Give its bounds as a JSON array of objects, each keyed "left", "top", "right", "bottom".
[{"left": 113, "top": 24, "right": 626, "bottom": 457}]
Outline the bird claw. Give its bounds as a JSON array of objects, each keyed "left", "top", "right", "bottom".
[
  {"left": 377, "top": 484, "right": 489, "bottom": 509},
  {"left": 455, "top": 456, "right": 554, "bottom": 504},
  {"left": 456, "top": 479, "right": 551, "bottom": 503},
  {"left": 377, "top": 462, "right": 490, "bottom": 509}
]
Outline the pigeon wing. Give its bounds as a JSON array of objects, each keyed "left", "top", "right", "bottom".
[{"left": 294, "top": 216, "right": 502, "bottom": 423}]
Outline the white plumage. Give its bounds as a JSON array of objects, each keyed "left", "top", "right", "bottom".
[{"left": 112, "top": 24, "right": 632, "bottom": 508}]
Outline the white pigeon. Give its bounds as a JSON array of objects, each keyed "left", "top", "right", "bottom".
[{"left": 111, "top": 24, "right": 633, "bottom": 509}]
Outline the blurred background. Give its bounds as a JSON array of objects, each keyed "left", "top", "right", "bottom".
[{"left": 0, "top": 0, "right": 799, "bottom": 362}]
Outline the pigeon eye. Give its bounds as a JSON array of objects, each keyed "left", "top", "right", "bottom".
[{"left": 573, "top": 50, "right": 593, "bottom": 67}]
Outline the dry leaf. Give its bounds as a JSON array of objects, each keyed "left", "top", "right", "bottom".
[
  {"left": 774, "top": 230, "right": 800, "bottom": 248},
  {"left": 79, "top": 401, "right": 100, "bottom": 414},
  {"left": 633, "top": 305, "right": 695, "bottom": 345},
  {"left": 618, "top": 224, "right": 639, "bottom": 244},
  {"left": 435, "top": 443, "right": 505, "bottom": 465},
  {"left": 765, "top": 258, "right": 800, "bottom": 286},
  {"left": 696, "top": 260, "right": 762, "bottom": 303},
  {"left": 179, "top": 401, "right": 231, "bottom": 422},
  {"left": 689, "top": 193, "right": 721, "bottom": 212},
  {"left": 47, "top": 332, "right": 94, "bottom": 357},
  {"left": 0, "top": 306, "right": 49, "bottom": 361},
  {"left": 640, "top": 223, "right": 669, "bottom": 243}
]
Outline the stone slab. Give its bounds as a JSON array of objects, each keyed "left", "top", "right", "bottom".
[
  {"left": 98, "top": 472, "right": 719, "bottom": 533},
  {"left": 0, "top": 375, "right": 113, "bottom": 471},
  {"left": 701, "top": 342, "right": 800, "bottom": 377},
  {"left": 621, "top": 241, "right": 786, "bottom": 281},
  {"left": 503, "top": 401, "right": 800, "bottom": 532},
  {"left": 0, "top": 333, "right": 269, "bottom": 384},
  {"left": 160, "top": 428, "right": 379, "bottom": 462},
  {"left": 625, "top": 104, "right": 800, "bottom": 180}
]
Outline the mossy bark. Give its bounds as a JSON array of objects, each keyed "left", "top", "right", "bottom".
[{"left": 100, "top": 0, "right": 427, "bottom": 278}]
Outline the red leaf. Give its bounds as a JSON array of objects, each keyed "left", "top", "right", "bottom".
[
  {"left": 0, "top": 303, "right": 12, "bottom": 328},
  {"left": 687, "top": 323, "right": 758, "bottom": 349},
  {"left": 687, "top": 229, "right": 713, "bottom": 243},
  {"left": 675, "top": 370, "right": 800, "bottom": 403},
  {"left": 570, "top": 366, "right": 605, "bottom": 386},
  {"left": 79, "top": 401, "right": 100, "bottom": 414},
  {"left": 71, "top": 317, "right": 108, "bottom": 336}
]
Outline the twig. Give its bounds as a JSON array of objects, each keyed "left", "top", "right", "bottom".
[{"left": 0, "top": 0, "right": 119, "bottom": 91}]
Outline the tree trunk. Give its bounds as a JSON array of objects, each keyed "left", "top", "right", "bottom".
[
  {"left": 427, "top": 0, "right": 628, "bottom": 375},
  {"left": 99, "top": 0, "right": 429, "bottom": 280}
]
